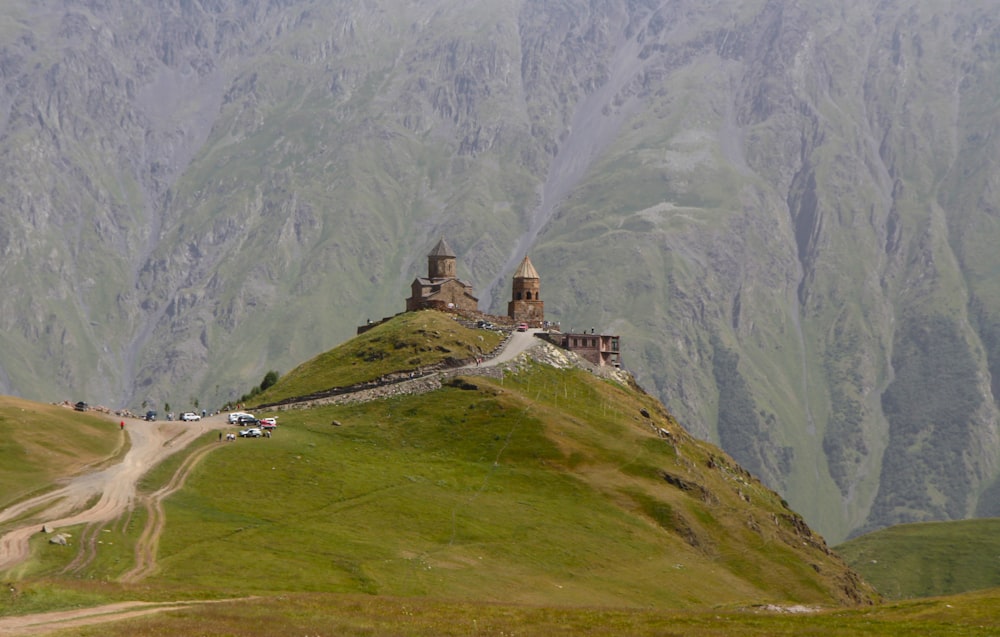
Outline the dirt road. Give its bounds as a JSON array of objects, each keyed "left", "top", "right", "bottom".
[
  {"left": 0, "top": 415, "right": 229, "bottom": 573},
  {"left": 0, "top": 599, "right": 247, "bottom": 635},
  {"left": 480, "top": 328, "right": 541, "bottom": 365}
]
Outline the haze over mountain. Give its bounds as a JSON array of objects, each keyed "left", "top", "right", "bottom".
[{"left": 1, "top": 0, "right": 998, "bottom": 542}]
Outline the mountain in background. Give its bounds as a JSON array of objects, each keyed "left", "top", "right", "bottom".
[{"left": 1, "top": 0, "right": 999, "bottom": 542}]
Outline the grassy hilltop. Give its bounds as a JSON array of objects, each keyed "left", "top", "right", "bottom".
[
  {"left": 155, "top": 364, "right": 864, "bottom": 607},
  {"left": 5, "top": 311, "right": 1000, "bottom": 634},
  {"left": 251, "top": 311, "right": 504, "bottom": 405}
]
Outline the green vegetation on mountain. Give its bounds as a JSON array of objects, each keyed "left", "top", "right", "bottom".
[
  {"left": 1, "top": 0, "right": 999, "bottom": 546},
  {"left": 710, "top": 334, "right": 791, "bottom": 491},
  {"left": 868, "top": 315, "right": 986, "bottom": 531},
  {"left": 838, "top": 519, "right": 1000, "bottom": 600}
]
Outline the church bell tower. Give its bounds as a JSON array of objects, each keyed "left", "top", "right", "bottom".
[
  {"left": 427, "top": 237, "right": 457, "bottom": 279},
  {"left": 507, "top": 255, "right": 544, "bottom": 324}
]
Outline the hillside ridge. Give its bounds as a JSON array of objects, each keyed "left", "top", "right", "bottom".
[{"left": 0, "top": 315, "right": 877, "bottom": 613}]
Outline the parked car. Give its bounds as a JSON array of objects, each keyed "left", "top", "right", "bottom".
[
  {"left": 517, "top": 323, "right": 529, "bottom": 332},
  {"left": 260, "top": 417, "right": 277, "bottom": 427},
  {"left": 144, "top": 410, "right": 157, "bottom": 421},
  {"left": 239, "top": 428, "right": 262, "bottom": 438},
  {"left": 228, "top": 412, "right": 254, "bottom": 424},
  {"left": 237, "top": 415, "right": 260, "bottom": 426},
  {"left": 73, "top": 401, "right": 88, "bottom": 412},
  {"left": 181, "top": 412, "right": 201, "bottom": 421}
]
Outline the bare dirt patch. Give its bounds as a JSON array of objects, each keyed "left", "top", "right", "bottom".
[
  {"left": 0, "top": 415, "right": 229, "bottom": 572},
  {"left": 0, "top": 599, "right": 246, "bottom": 635}
]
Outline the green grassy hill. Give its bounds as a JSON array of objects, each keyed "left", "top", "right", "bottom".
[
  {"left": 145, "top": 365, "right": 865, "bottom": 608},
  {"left": 10, "top": 314, "right": 1000, "bottom": 633},
  {"left": 3, "top": 313, "right": 876, "bottom": 617},
  {"left": 837, "top": 518, "right": 1000, "bottom": 599},
  {"left": 251, "top": 311, "right": 503, "bottom": 406}
]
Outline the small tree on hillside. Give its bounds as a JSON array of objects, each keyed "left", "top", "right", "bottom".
[{"left": 260, "top": 370, "right": 280, "bottom": 392}]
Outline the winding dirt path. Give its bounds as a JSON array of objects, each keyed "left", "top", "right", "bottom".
[
  {"left": 0, "top": 415, "right": 234, "bottom": 635},
  {"left": 0, "top": 415, "right": 229, "bottom": 573},
  {"left": 0, "top": 599, "right": 248, "bottom": 636},
  {"left": 121, "top": 437, "right": 223, "bottom": 583}
]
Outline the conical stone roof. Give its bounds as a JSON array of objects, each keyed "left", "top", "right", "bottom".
[
  {"left": 513, "top": 255, "right": 539, "bottom": 279},
  {"left": 428, "top": 237, "right": 455, "bottom": 257}
]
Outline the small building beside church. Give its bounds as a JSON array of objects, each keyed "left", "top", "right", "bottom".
[
  {"left": 548, "top": 331, "right": 622, "bottom": 367},
  {"left": 405, "top": 238, "right": 479, "bottom": 313}
]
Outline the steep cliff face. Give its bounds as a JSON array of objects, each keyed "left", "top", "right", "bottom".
[
  {"left": 0, "top": 0, "right": 998, "bottom": 541},
  {"left": 528, "top": 0, "right": 1000, "bottom": 541}
]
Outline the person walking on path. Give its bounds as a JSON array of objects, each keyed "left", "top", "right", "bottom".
[{"left": 120, "top": 421, "right": 124, "bottom": 431}]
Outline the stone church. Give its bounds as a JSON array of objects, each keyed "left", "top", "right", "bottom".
[
  {"left": 405, "top": 238, "right": 479, "bottom": 312},
  {"left": 401, "top": 238, "right": 620, "bottom": 366}
]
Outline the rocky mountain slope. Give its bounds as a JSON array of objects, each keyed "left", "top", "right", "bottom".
[{"left": 0, "top": 0, "right": 998, "bottom": 542}]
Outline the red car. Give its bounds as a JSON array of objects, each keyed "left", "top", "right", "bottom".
[{"left": 516, "top": 323, "right": 528, "bottom": 332}]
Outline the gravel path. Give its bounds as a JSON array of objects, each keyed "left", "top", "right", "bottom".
[{"left": 0, "top": 414, "right": 231, "bottom": 572}]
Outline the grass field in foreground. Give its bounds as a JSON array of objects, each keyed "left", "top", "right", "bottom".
[
  {"left": 837, "top": 518, "right": 1000, "bottom": 599},
  {"left": 24, "top": 588, "right": 1000, "bottom": 637}
]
